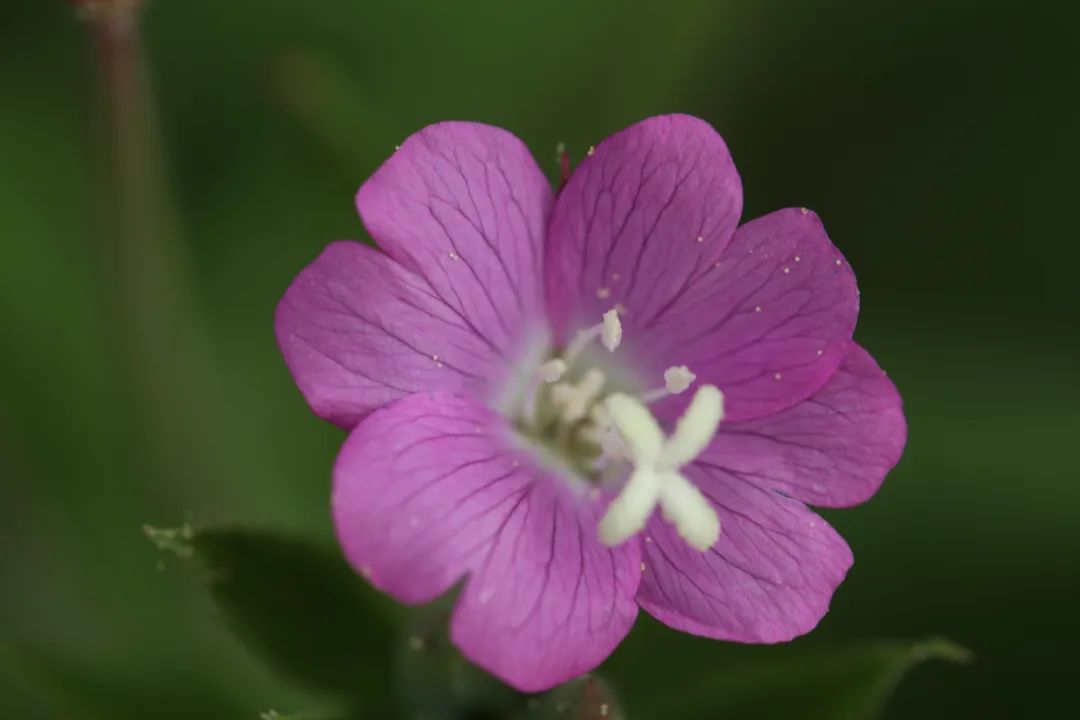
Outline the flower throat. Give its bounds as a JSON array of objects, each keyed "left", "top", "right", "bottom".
[{"left": 512, "top": 310, "right": 725, "bottom": 551}]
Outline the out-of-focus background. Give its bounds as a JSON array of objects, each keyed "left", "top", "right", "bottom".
[{"left": 1, "top": 1, "right": 1076, "bottom": 718}]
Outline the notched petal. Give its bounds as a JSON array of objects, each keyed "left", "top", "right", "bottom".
[
  {"left": 332, "top": 392, "right": 641, "bottom": 693},
  {"left": 704, "top": 342, "right": 907, "bottom": 508},
  {"left": 545, "top": 114, "right": 743, "bottom": 345},
  {"left": 357, "top": 121, "right": 554, "bottom": 352},
  {"left": 645, "top": 207, "right": 860, "bottom": 422},
  {"left": 275, "top": 241, "right": 503, "bottom": 426},
  {"left": 637, "top": 464, "right": 852, "bottom": 643}
]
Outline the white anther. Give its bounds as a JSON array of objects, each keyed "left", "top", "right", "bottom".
[
  {"left": 523, "top": 359, "right": 570, "bottom": 427},
  {"left": 601, "top": 309, "right": 622, "bottom": 352},
  {"left": 597, "top": 385, "right": 724, "bottom": 551},
  {"left": 551, "top": 368, "right": 607, "bottom": 424},
  {"left": 663, "top": 365, "right": 696, "bottom": 394},
  {"left": 639, "top": 365, "right": 697, "bottom": 404},
  {"left": 538, "top": 359, "right": 567, "bottom": 383},
  {"left": 563, "top": 309, "right": 623, "bottom": 365}
]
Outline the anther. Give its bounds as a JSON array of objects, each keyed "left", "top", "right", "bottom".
[
  {"left": 538, "top": 359, "right": 567, "bottom": 383},
  {"left": 664, "top": 366, "right": 695, "bottom": 393},
  {"left": 638, "top": 365, "right": 696, "bottom": 404},
  {"left": 551, "top": 368, "right": 607, "bottom": 424},
  {"left": 601, "top": 309, "right": 622, "bottom": 352},
  {"left": 563, "top": 310, "right": 623, "bottom": 365},
  {"left": 522, "top": 359, "right": 568, "bottom": 426}
]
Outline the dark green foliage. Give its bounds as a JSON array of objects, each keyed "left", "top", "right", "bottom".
[{"left": 191, "top": 528, "right": 398, "bottom": 710}]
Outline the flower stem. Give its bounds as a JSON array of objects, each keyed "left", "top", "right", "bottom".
[{"left": 87, "top": 2, "right": 236, "bottom": 509}]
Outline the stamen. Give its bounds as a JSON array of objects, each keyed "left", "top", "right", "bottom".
[
  {"left": 538, "top": 359, "right": 567, "bottom": 383},
  {"left": 601, "top": 309, "right": 622, "bottom": 352},
  {"left": 664, "top": 365, "right": 695, "bottom": 394},
  {"left": 551, "top": 368, "right": 607, "bottom": 424},
  {"left": 522, "top": 359, "right": 569, "bottom": 427},
  {"left": 639, "top": 365, "right": 697, "bottom": 404},
  {"left": 563, "top": 309, "right": 622, "bottom": 365}
]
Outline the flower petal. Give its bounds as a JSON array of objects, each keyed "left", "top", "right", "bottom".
[
  {"left": 644, "top": 208, "right": 859, "bottom": 422},
  {"left": 703, "top": 343, "right": 906, "bottom": 508},
  {"left": 357, "top": 121, "right": 553, "bottom": 354},
  {"left": 545, "top": 114, "right": 743, "bottom": 343},
  {"left": 276, "top": 242, "right": 509, "bottom": 427},
  {"left": 332, "top": 392, "right": 640, "bottom": 692},
  {"left": 637, "top": 464, "right": 852, "bottom": 642}
]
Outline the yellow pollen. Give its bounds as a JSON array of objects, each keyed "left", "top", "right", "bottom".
[{"left": 587, "top": 145, "right": 596, "bottom": 156}]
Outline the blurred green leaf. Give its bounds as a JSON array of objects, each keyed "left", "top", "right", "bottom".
[
  {"left": 259, "top": 710, "right": 345, "bottom": 720},
  {"left": 395, "top": 595, "right": 519, "bottom": 720},
  {"left": 159, "top": 527, "right": 397, "bottom": 709},
  {"left": 612, "top": 635, "right": 969, "bottom": 720}
]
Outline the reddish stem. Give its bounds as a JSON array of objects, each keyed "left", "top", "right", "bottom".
[{"left": 559, "top": 146, "right": 572, "bottom": 191}]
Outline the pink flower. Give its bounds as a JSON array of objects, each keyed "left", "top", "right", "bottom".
[{"left": 275, "top": 115, "right": 906, "bottom": 692}]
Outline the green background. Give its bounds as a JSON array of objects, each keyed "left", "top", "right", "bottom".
[{"left": 2, "top": 0, "right": 1076, "bottom": 717}]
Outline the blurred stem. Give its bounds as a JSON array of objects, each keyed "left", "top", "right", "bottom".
[{"left": 89, "top": 3, "right": 235, "bottom": 512}]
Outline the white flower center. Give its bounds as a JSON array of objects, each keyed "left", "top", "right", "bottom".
[{"left": 515, "top": 310, "right": 723, "bottom": 551}]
